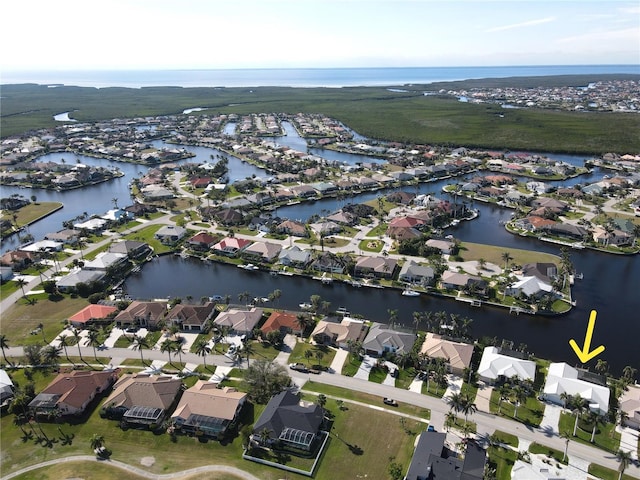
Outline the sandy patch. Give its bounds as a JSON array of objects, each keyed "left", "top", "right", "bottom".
[{"left": 140, "top": 456, "right": 155, "bottom": 467}]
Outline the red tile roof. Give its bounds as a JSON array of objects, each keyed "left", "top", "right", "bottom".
[{"left": 69, "top": 304, "right": 117, "bottom": 323}]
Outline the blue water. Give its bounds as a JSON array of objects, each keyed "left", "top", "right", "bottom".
[{"left": 2, "top": 65, "right": 638, "bottom": 88}]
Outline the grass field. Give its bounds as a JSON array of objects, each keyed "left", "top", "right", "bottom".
[
  {"left": 457, "top": 242, "right": 560, "bottom": 268},
  {"left": 0, "top": 202, "right": 63, "bottom": 228}
]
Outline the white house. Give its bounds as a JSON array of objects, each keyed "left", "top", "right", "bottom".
[
  {"left": 620, "top": 385, "right": 640, "bottom": 430},
  {"left": 477, "top": 346, "right": 536, "bottom": 383},
  {"left": 542, "top": 363, "right": 611, "bottom": 415}
]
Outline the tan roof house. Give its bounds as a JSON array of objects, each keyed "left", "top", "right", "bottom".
[
  {"left": 29, "top": 370, "right": 119, "bottom": 417},
  {"left": 242, "top": 241, "right": 282, "bottom": 263},
  {"left": 171, "top": 381, "right": 246, "bottom": 438},
  {"left": 311, "top": 317, "right": 368, "bottom": 349},
  {"left": 102, "top": 373, "right": 182, "bottom": 426},
  {"left": 213, "top": 307, "right": 264, "bottom": 335},
  {"left": 420, "top": 333, "right": 474, "bottom": 375},
  {"left": 114, "top": 301, "right": 167, "bottom": 329},
  {"left": 354, "top": 256, "right": 398, "bottom": 279},
  {"left": 620, "top": 385, "right": 640, "bottom": 430}
]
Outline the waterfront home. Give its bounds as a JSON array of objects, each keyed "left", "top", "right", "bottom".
[
  {"left": 114, "top": 300, "right": 167, "bottom": 329},
  {"left": 68, "top": 304, "right": 118, "bottom": 328},
  {"left": 251, "top": 390, "right": 324, "bottom": 451},
  {"left": 101, "top": 373, "right": 182, "bottom": 427},
  {"left": 56, "top": 269, "right": 106, "bottom": 293},
  {"left": 212, "top": 237, "right": 252, "bottom": 256},
  {"left": 405, "top": 431, "right": 486, "bottom": 480},
  {"left": 505, "top": 275, "right": 554, "bottom": 298},
  {"left": 0, "top": 250, "right": 35, "bottom": 269},
  {"left": 83, "top": 252, "right": 128, "bottom": 271},
  {"left": 29, "top": 370, "right": 119, "bottom": 417},
  {"left": 278, "top": 246, "right": 312, "bottom": 268},
  {"left": 513, "top": 215, "right": 557, "bottom": 232},
  {"left": 165, "top": 302, "right": 216, "bottom": 331},
  {"left": 289, "top": 184, "right": 318, "bottom": 198},
  {"left": 187, "top": 232, "right": 218, "bottom": 250},
  {"left": 620, "top": 385, "right": 640, "bottom": 430},
  {"left": 309, "top": 220, "right": 342, "bottom": 236},
  {"left": 542, "top": 363, "right": 610, "bottom": 415},
  {"left": 44, "top": 229, "right": 81, "bottom": 245},
  {"left": 440, "top": 271, "right": 486, "bottom": 292},
  {"left": 398, "top": 261, "right": 434, "bottom": 286},
  {"left": 325, "top": 210, "right": 357, "bottom": 226},
  {"left": 477, "top": 346, "right": 536, "bottom": 384},
  {"left": 19, "top": 240, "right": 63, "bottom": 253},
  {"left": 521, "top": 263, "right": 558, "bottom": 283},
  {"left": 213, "top": 307, "right": 263, "bottom": 336},
  {"left": 101, "top": 208, "right": 132, "bottom": 222},
  {"left": 73, "top": 217, "right": 108, "bottom": 232},
  {"left": 420, "top": 333, "right": 474, "bottom": 375},
  {"left": 543, "top": 223, "right": 588, "bottom": 241},
  {"left": 154, "top": 225, "right": 187, "bottom": 244},
  {"left": 171, "top": 382, "right": 246, "bottom": 439},
  {"left": 362, "top": 323, "right": 416, "bottom": 357},
  {"left": 260, "top": 311, "right": 303, "bottom": 337},
  {"left": 141, "top": 184, "right": 174, "bottom": 200},
  {"left": 311, "top": 317, "right": 367, "bottom": 349},
  {"left": 353, "top": 255, "right": 398, "bottom": 279},
  {"left": 109, "top": 240, "right": 151, "bottom": 259},
  {"left": 242, "top": 241, "right": 282, "bottom": 263},
  {"left": 425, "top": 239, "right": 455, "bottom": 255},
  {"left": 311, "top": 252, "right": 348, "bottom": 274},
  {"left": 592, "top": 226, "right": 632, "bottom": 246}
]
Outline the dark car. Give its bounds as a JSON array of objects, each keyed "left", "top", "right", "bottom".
[
  {"left": 427, "top": 425, "right": 436, "bottom": 432},
  {"left": 383, "top": 398, "right": 398, "bottom": 407}
]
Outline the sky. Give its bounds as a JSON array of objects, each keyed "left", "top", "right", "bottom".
[{"left": 1, "top": 0, "right": 638, "bottom": 71}]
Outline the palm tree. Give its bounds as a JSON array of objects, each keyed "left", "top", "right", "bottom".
[
  {"left": 317, "top": 393, "right": 327, "bottom": 411},
  {"left": 446, "top": 392, "right": 464, "bottom": 417},
  {"left": 41, "top": 345, "right": 61, "bottom": 367},
  {"left": 304, "top": 349, "right": 314, "bottom": 366},
  {"left": 595, "top": 359, "right": 609, "bottom": 375},
  {"left": 270, "top": 289, "right": 282, "bottom": 308},
  {"left": 615, "top": 449, "right": 631, "bottom": 480},
  {"left": 242, "top": 340, "right": 255, "bottom": 367},
  {"left": 258, "top": 427, "right": 272, "bottom": 446},
  {"left": 497, "top": 383, "right": 510, "bottom": 414},
  {"left": 72, "top": 329, "right": 83, "bottom": 362},
  {"left": 90, "top": 433, "right": 105, "bottom": 451},
  {"left": 0, "top": 334, "right": 11, "bottom": 366},
  {"left": 387, "top": 309, "right": 399, "bottom": 329},
  {"left": 561, "top": 431, "right": 571, "bottom": 462},
  {"left": 412, "top": 311, "right": 423, "bottom": 333},
  {"left": 511, "top": 385, "right": 527, "bottom": 420},
  {"left": 445, "top": 412, "right": 456, "bottom": 432},
  {"left": 238, "top": 291, "right": 252, "bottom": 306},
  {"left": 194, "top": 338, "right": 211, "bottom": 369},
  {"left": 132, "top": 335, "right": 149, "bottom": 366},
  {"left": 58, "top": 334, "right": 72, "bottom": 365},
  {"left": 160, "top": 339, "right": 175, "bottom": 364},
  {"left": 15, "top": 277, "right": 28, "bottom": 299},
  {"left": 501, "top": 251, "right": 513, "bottom": 272},
  {"left": 86, "top": 328, "right": 101, "bottom": 362},
  {"left": 570, "top": 394, "right": 589, "bottom": 436}
]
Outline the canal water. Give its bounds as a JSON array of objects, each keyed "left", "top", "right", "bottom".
[{"left": 3, "top": 125, "right": 637, "bottom": 376}]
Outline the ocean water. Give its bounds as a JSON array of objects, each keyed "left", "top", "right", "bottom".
[{"left": 1, "top": 65, "right": 638, "bottom": 88}]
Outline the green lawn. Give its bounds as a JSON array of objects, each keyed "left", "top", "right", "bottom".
[
  {"left": 528, "top": 442, "right": 567, "bottom": 465},
  {"left": 588, "top": 463, "right": 636, "bottom": 480},
  {"left": 421, "top": 380, "right": 446, "bottom": 398},
  {"left": 341, "top": 355, "right": 363, "bottom": 376},
  {"left": 368, "top": 366, "right": 388, "bottom": 384},
  {"left": 558, "top": 412, "right": 621, "bottom": 453},
  {"left": 491, "top": 430, "right": 519, "bottom": 448},
  {"left": 487, "top": 446, "right": 518, "bottom": 480},
  {"left": 457, "top": 242, "right": 560, "bottom": 268},
  {"left": 365, "top": 223, "right": 388, "bottom": 237},
  {"left": 288, "top": 342, "right": 336, "bottom": 370},
  {"left": 0, "top": 202, "right": 62, "bottom": 227},
  {"left": 358, "top": 239, "right": 384, "bottom": 253},
  {"left": 489, "top": 389, "right": 545, "bottom": 427}
]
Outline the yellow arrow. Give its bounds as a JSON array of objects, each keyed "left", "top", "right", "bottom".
[{"left": 569, "top": 310, "right": 605, "bottom": 364}]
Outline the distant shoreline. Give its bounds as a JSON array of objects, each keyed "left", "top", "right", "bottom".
[{"left": 2, "top": 64, "right": 638, "bottom": 89}]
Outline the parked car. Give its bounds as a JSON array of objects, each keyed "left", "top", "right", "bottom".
[
  {"left": 383, "top": 398, "right": 398, "bottom": 407},
  {"left": 308, "top": 368, "right": 321, "bottom": 375},
  {"left": 427, "top": 425, "right": 436, "bottom": 432},
  {"left": 289, "top": 363, "right": 308, "bottom": 372}
]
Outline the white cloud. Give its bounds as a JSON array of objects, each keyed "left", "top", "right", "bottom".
[{"left": 486, "top": 16, "right": 556, "bottom": 33}]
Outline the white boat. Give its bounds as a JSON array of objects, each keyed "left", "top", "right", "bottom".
[
  {"left": 336, "top": 307, "right": 350, "bottom": 316},
  {"left": 299, "top": 303, "right": 313, "bottom": 310},
  {"left": 402, "top": 289, "right": 420, "bottom": 297},
  {"left": 238, "top": 263, "right": 259, "bottom": 271}
]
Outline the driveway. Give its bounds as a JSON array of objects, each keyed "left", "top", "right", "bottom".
[{"left": 354, "top": 354, "right": 375, "bottom": 380}]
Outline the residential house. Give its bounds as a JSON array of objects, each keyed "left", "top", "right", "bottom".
[
  {"left": 477, "top": 346, "right": 536, "bottom": 384},
  {"left": 542, "top": 363, "right": 610, "bottom": 415},
  {"left": 213, "top": 308, "right": 263, "bottom": 336},
  {"left": 20, "top": 240, "right": 63, "bottom": 253},
  {"left": 187, "top": 232, "right": 218, "bottom": 250},
  {"left": 82, "top": 252, "right": 128, "bottom": 271},
  {"left": 114, "top": 301, "right": 167, "bottom": 329},
  {"left": 56, "top": 269, "right": 106, "bottom": 293},
  {"left": 405, "top": 431, "right": 486, "bottom": 480},
  {"left": 28, "top": 370, "right": 119, "bottom": 417},
  {"left": 309, "top": 220, "right": 342, "bottom": 236},
  {"left": 278, "top": 246, "right": 312, "bottom": 268},
  {"left": 260, "top": 311, "right": 304, "bottom": 337},
  {"left": 154, "top": 225, "right": 187, "bottom": 244},
  {"left": 276, "top": 220, "right": 308, "bottom": 237},
  {"left": 171, "top": 382, "right": 246, "bottom": 439},
  {"left": 252, "top": 390, "right": 324, "bottom": 451},
  {"left": 506, "top": 276, "right": 554, "bottom": 298},
  {"left": 441, "top": 271, "right": 486, "bottom": 292},
  {"left": 210, "top": 208, "right": 244, "bottom": 226},
  {"left": 289, "top": 184, "right": 318, "bottom": 198},
  {"left": 420, "top": 333, "right": 474, "bottom": 375},
  {"left": 513, "top": 215, "right": 557, "bottom": 232},
  {"left": 312, "top": 252, "right": 348, "bottom": 274},
  {"left": 620, "top": 385, "right": 640, "bottom": 430},
  {"left": 543, "top": 223, "right": 588, "bottom": 241},
  {"left": 311, "top": 317, "right": 368, "bottom": 349},
  {"left": 425, "top": 239, "right": 455, "bottom": 255},
  {"left": 398, "top": 261, "right": 434, "bottom": 286},
  {"left": 592, "top": 226, "right": 632, "bottom": 246},
  {"left": 109, "top": 240, "right": 151, "bottom": 259},
  {"left": 0, "top": 369, "right": 15, "bottom": 408},
  {"left": 165, "top": 302, "right": 216, "bottom": 331},
  {"left": 243, "top": 241, "right": 282, "bottom": 263},
  {"left": 73, "top": 217, "right": 108, "bottom": 232},
  {"left": 522, "top": 263, "right": 558, "bottom": 283},
  {"left": 44, "top": 229, "right": 81, "bottom": 245},
  {"left": 325, "top": 210, "right": 356, "bottom": 226},
  {"left": 101, "top": 373, "right": 182, "bottom": 426},
  {"left": 0, "top": 250, "right": 35, "bottom": 269},
  {"left": 212, "top": 237, "right": 252, "bottom": 256},
  {"left": 68, "top": 304, "right": 117, "bottom": 328},
  {"left": 353, "top": 256, "right": 398, "bottom": 279},
  {"left": 362, "top": 324, "right": 416, "bottom": 357}
]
